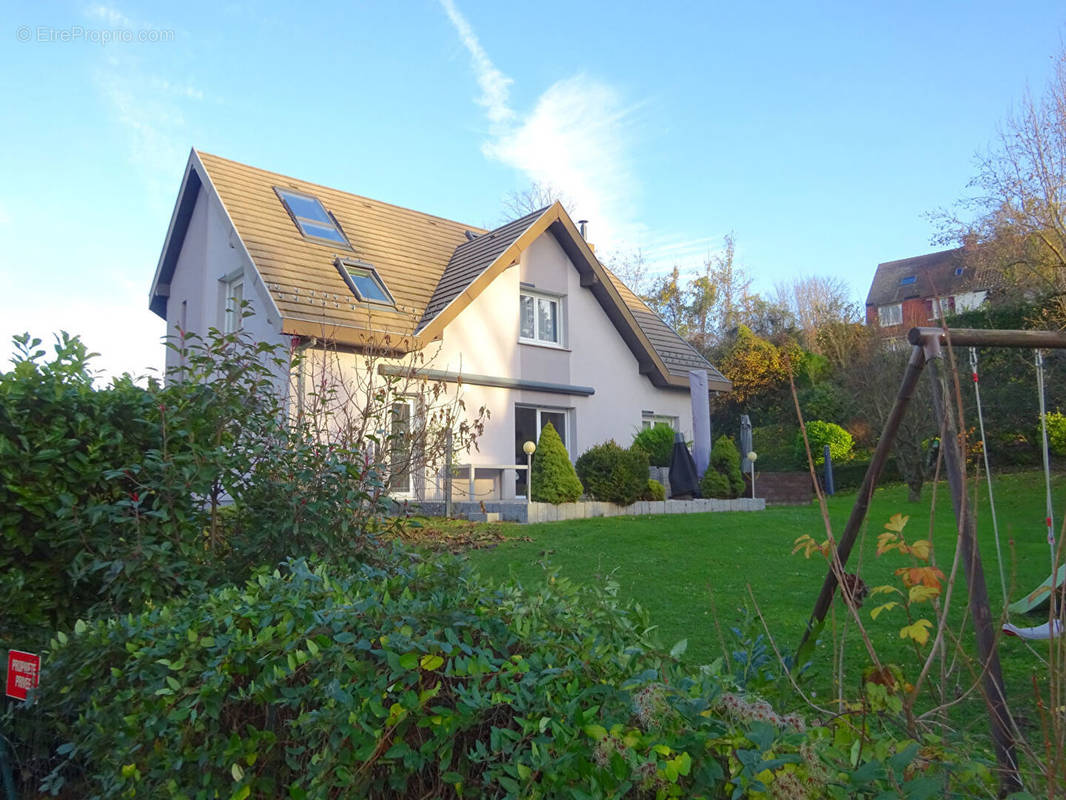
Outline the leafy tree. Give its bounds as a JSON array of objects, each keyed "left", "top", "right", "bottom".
[
  {"left": 530, "top": 422, "right": 582, "bottom": 503},
  {"left": 717, "top": 325, "right": 798, "bottom": 406}
]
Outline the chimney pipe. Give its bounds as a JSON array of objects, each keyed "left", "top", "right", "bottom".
[{"left": 578, "top": 220, "right": 588, "bottom": 239}]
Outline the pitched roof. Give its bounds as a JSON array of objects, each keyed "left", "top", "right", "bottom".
[
  {"left": 151, "top": 150, "right": 731, "bottom": 392},
  {"left": 603, "top": 268, "right": 730, "bottom": 389},
  {"left": 419, "top": 206, "right": 548, "bottom": 330},
  {"left": 865, "top": 247, "right": 980, "bottom": 307}
]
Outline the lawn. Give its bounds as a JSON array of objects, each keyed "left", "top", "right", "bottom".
[{"left": 458, "top": 471, "right": 1065, "bottom": 736}]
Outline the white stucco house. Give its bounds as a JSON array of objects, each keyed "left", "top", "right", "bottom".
[{"left": 149, "top": 150, "right": 730, "bottom": 505}]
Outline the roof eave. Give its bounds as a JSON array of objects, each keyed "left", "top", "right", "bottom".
[{"left": 149, "top": 150, "right": 202, "bottom": 319}]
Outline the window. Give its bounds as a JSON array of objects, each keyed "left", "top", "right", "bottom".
[
  {"left": 899, "top": 275, "right": 917, "bottom": 286},
  {"left": 336, "top": 258, "right": 395, "bottom": 306},
  {"left": 954, "top": 267, "right": 965, "bottom": 277},
  {"left": 519, "top": 291, "right": 563, "bottom": 345},
  {"left": 275, "top": 187, "right": 350, "bottom": 247},
  {"left": 954, "top": 290, "right": 987, "bottom": 312},
  {"left": 927, "top": 297, "right": 951, "bottom": 321},
  {"left": 641, "top": 413, "right": 679, "bottom": 430},
  {"left": 514, "top": 405, "right": 569, "bottom": 496},
  {"left": 223, "top": 276, "right": 244, "bottom": 333},
  {"left": 389, "top": 398, "right": 415, "bottom": 495},
  {"left": 878, "top": 303, "right": 902, "bottom": 326}
]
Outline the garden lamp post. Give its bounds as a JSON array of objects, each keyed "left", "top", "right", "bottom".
[
  {"left": 523, "top": 441, "right": 536, "bottom": 502},
  {"left": 747, "top": 451, "right": 757, "bottom": 499}
]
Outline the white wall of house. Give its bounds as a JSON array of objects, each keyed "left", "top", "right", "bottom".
[
  {"left": 163, "top": 176, "right": 288, "bottom": 390},
  {"left": 428, "top": 231, "right": 693, "bottom": 465}
]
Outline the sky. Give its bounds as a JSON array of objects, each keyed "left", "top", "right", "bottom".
[{"left": 2, "top": 1, "right": 1065, "bottom": 378}]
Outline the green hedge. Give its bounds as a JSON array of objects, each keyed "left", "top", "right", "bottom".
[
  {"left": 7, "top": 557, "right": 989, "bottom": 799},
  {"left": 632, "top": 423, "right": 675, "bottom": 467}
]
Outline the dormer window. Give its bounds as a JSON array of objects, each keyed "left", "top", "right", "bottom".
[
  {"left": 336, "top": 258, "right": 395, "bottom": 306},
  {"left": 275, "top": 187, "right": 350, "bottom": 247}
]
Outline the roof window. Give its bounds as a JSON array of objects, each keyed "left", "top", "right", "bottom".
[
  {"left": 275, "top": 187, "right": 350, "bottom": 247},
  {"left": 335, "top": 258, "right": 395, "bottom": 306},
  {"left": 954, "top": 267, "right": 965, "bottom": 276},
  {"left": 900, "top": 275, "right": 917, "bottom": 286}
]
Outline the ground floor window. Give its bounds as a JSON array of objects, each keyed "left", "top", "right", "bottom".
[
  {"left": 641, "top": 413, "right": 679, "bottom": 430},
  {"left": 515, "top": 404, "right": 569, "bottom": 495},
  {"left": 389, "top": 397, "right": 415, "bottom": 494}
]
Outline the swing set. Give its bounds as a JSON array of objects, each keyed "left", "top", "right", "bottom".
[{"left": 795, "top": 326, "right": 1066, "bottom": 797}]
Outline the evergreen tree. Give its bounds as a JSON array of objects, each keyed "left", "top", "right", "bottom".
[{"left": 530, "top": 422, "right": 583, "bottom": 504}]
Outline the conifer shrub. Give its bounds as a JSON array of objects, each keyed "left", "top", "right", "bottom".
[
  {"left": 530, "top": 422, "right": 582, "bottom": 503},
  {"left": 644, "top": 478, "right": 667, "bottom": 501},
  {"left": 575, "top": 441, "right": 649, "bottom": 505},
  {"left": 710, "top": 435, "right": 746, "bottom": 497},
  {"left": 632, "top": 423, "right": 675, "bottom": 467},
  {"left": 700, "top": 468, "right": 733, "bottom": 499}
]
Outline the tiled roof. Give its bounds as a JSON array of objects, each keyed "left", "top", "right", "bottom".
[
  {"left": 154, "top": 151, "right": 731, "bottom": 392},
  {"left": 418, "top": 207, "right": 548, "bottom": 330},
  {"left": 866, "top": 248, "right": 979, "bottom": 307}
]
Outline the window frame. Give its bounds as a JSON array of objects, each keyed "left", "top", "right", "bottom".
[
  {"left": 274, "top": 186, "right": 352, "bottom": 249},
  {"left": 641, "top": 413, "right": 679, "bottom": 431},
  {"left": 519, "top": 289, "right": 565, "bottom": 347},
  {"left": 222, "top": 274, "right": 245, "bottom": 334},
  {"left": 388, "top": 396, "right": 417, "bottom": 497},
  {"left": 335, "top": 258, "right": 396, "bottom": 307},
  {"left": 878, "top": 303, "right": 903, "bottom": 326}
]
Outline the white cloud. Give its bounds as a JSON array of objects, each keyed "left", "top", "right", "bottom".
[
  {"left": 85, "top": 3, "right": 134, "bottom": 28},
  {"left": 440, "top": 1, "right": 641, "bottom": 248}
]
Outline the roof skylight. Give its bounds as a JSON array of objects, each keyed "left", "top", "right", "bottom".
[
  {"left": 900, "top": 275, "right": 916, "bottom": 285},
  {"left": 275, "top": 187, "right": 350, "bottom": 247},
  {"left": 336, "top": 258, "right": 395, "bottom": 306}
]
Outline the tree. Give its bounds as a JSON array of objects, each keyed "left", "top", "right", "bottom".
[
  {"left": 772, "top": 275, "right": 862, "bottom": 368},
  {"left": 933, "top": 48, "right": 1066, "bottom": 318},
  {"left": 717, "top": 325, "right": 797, "bottom": 406},
  {"left": 502, "top": 181, "right": 573, "bottom": 220}
]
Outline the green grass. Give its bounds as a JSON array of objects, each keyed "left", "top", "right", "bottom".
[{"left": 461, "top": 472, "right": 1065, "bottom": 729}]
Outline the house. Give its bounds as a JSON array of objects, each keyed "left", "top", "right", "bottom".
[
  {"left": 149, "top": 150, "right": 730, "bottom": 503},
  {"left": 865, "top": 247, "right": 988, "bottom": 333}
]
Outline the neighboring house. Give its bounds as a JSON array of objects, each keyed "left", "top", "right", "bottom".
[
  {"left": 149, "top": 150, "right": 730, "bottom": 501},
  {"left": 865, "top": 247, "right": 988, "bottom": 334}
]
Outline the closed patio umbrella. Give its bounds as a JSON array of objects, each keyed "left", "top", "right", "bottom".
[{"left": 740, "top": 415, "right": 753, "bottom": 474}]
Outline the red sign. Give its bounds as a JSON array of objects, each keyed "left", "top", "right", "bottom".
[{"left": 5, "top": 650, "right": 40, "bottom": 701}]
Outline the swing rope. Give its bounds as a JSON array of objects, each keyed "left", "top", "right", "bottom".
[
  {"left": 1035, "top": 349, "right": 1056, "bottom": 579},
  {"left": 970, "top": 347, "right": 1008, "bottom": 607}
]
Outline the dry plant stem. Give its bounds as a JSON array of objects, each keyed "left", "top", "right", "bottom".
[
  {"left": 746, "top": 584, "right": 835, "bottom": 717},
  {"left": 790, "top": 373, "right": 883, "bottom": 672},
  {"left": 706, "top": 585, "right": 731, "bottom": 666}
]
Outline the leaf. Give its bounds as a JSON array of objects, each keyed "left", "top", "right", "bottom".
[
  {"left": 884, "top": 513, "right": 909, "bottom": 533},
  {"left": 909, "top": 539, "right": 932, "bottom": 560},
  {"left": 870, "top": 601, "right": 899, "bottom": 620},
  {"left": 399, "top": 652, "right": 419, "bottom": 671},
  {"left": 669, "top": 639, "right": 688, "bottom": 659},
  {"left": 899, "top": 619, "right": 933, "bottom": 646},
  {"left": 908, "top": 585, "right": 940, "bottom": 604},
  {"left": 231, "top": 762, "right": 244, "bottom": 782},
  {"left": 420, "top": 653, "right": 444, "bottom": 671},
  {"left": 583, "top": 724, "right": 608, "bottom": 741},
  {"left": 870, "top": 584, "right": 902, "bottom": 596}
]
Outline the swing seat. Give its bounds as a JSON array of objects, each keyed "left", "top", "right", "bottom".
[
  {"left": 1007, "top": 564, "right": 1066, "bottom": 615},
  {"left": 1002, "top": 620, "right": 1063, "bottom": 640}
]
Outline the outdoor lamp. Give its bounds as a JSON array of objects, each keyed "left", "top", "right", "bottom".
[{"left": 523, "top": 441, "right": 536, "bottom": 502}]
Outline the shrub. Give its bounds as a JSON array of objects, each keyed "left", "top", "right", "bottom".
[
  {"left": 750, "top": 423, "right": 800, "bottom": 471},
  {"left": 575, "top": 440, "right": 649, "bottom": 505},
  {"left": 1047, "top": 410, "right": 1066, "bottom": 456},
  {"left": 700, "top": 468, "right": 733, "bottom": 498},
  {"left": 632, "top": 423, "right": 675, "bottom": 467},
  {"left": 7, "top": 556, "right": 985, "bottom": 799},
  {"left": 530, "top": 422, "right": 582, "bottom": 503},
  {"left": 711, "top": 435, "right": 746, "bottom": 497},
  {"left": 0, "top": 329, "right": 391, "bottom": 648},
  {"left": 644, "top": 478, "right": 666, "bottom": 501},
  {"left": 795, "top": 420, "right": 854, "bottom": 467}
]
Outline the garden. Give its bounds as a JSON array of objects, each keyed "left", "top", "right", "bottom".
[{"left": 2, "top": 325, "right": 1065, "bottom": 800}]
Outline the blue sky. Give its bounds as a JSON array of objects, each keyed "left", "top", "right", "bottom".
[{"left": 2, "top": 1, "right": 1064, "bottom": 377}]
